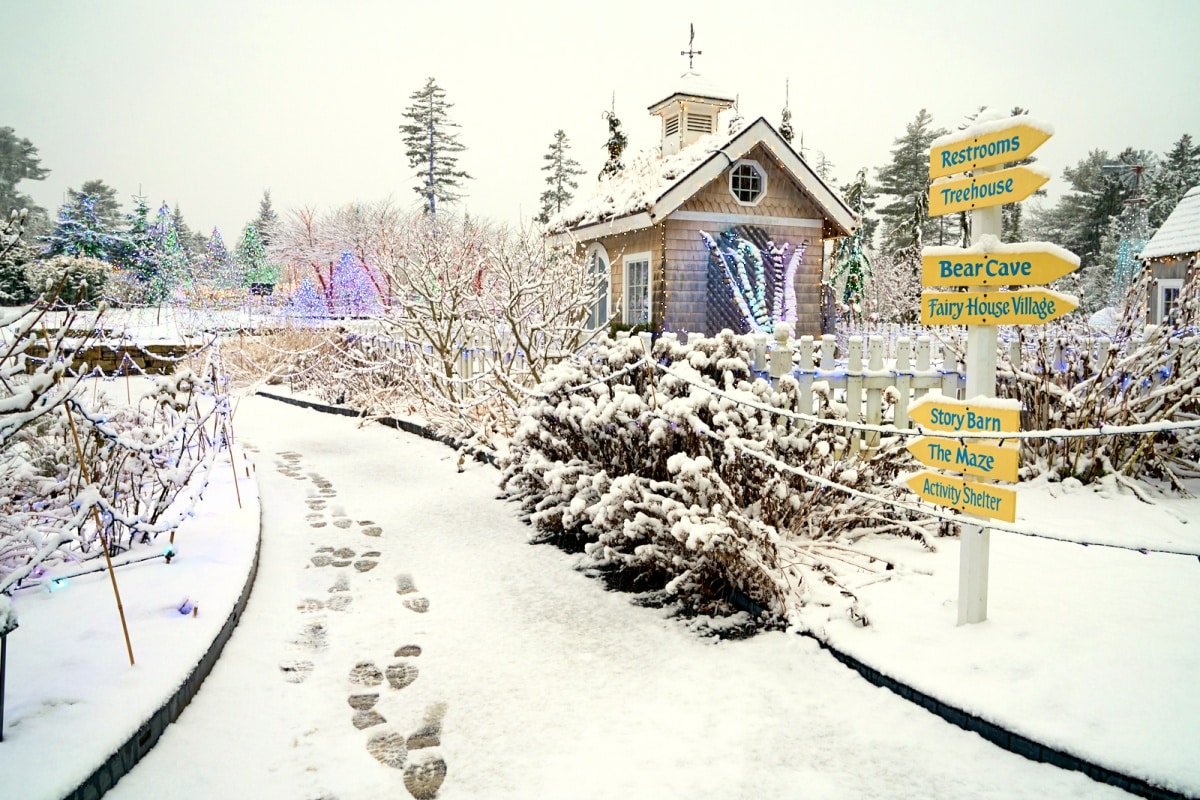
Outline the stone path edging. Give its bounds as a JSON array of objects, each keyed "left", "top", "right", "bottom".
[
  {"left": 254, "top": 390, "right": 1190, "bottom": 800},
  {"left": 65, "top": 488, "right": 264, "bottom": 800}
]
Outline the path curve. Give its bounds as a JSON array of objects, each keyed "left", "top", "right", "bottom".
[{"left": 109, "top": 395, "right": 1129, "bottom": 799}]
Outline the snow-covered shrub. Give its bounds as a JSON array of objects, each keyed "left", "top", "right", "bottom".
[
  {"left": 24, "top": 255, "right": 110, "bottom": 306},
  {"left": 999, "top": 266, "right": 1200, "bottom": 489},
  {"left": 501, "top": 331, "right": 944, "bottom": 631},
  {"left": 0, "top": 298, "right": 225, "bottom": 597}
]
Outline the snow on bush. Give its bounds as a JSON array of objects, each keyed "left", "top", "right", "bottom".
[
  {"left": 0, "top": 296, "right": 225, "bottom": 608},
  {"left": 999, "top": 265, "right": 1200, "bottom": 490},
  {"left": 500, "top": 331, "right": 949, "bottom": 632}
]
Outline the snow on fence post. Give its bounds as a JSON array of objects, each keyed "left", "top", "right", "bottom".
[
  {"left": 769, "top": 324, "right": 792, "bottom": 389},
  {"left": 864, "top": 335, "right": 885, "bottom": 450},
  {"left": 894, "top": 336, "right": 913, "bottom": 430},
  {"left": 752, "top": 333, "right": 768, "bottom": 373},
  {"left": 914, "top": 335, "right": 932, "bottom": 407},
  {"left": 846, "top": 336, "right": 864, "bottom": 454},
  {"left": 796, "top": 335, "right": 815, "bottom": 417},
  {"left": 637, "top": 331, "right": 653, "bottom": 361},
  {"left": 819, "top": 334, "right": 836, "bottom": 370}
]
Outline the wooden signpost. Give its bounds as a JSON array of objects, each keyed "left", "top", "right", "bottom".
[{"left": 918, "top": 114, "right": 1079, "bottom": 625}]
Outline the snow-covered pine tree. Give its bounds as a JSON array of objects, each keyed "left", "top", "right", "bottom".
[
  {"left": 875, "top": 109, "right": 947, "bottom": 254},
  {"left": 40, "top": 193, "right": 121, "bottom": 262},
  {"left": 0, "top": 127, "right": 50, "bottom": 229},
  {"left": 253, "top": 189, "right": 280, "bottom": 248},
  {"left": 829, "top": 168, "right": 874, "bottom": 317},
  {"left": 201, "top": 228, "right": 239, "bottom": 291},
  {"left": 399, "top": 77, "right": 472, "bottom": 215},
  {"left": 1147, "top": 134, "right": 1200, "bottom": 228},
  {"left": 599, "top": 108, "right": 627, "bottom": 180},
  {"left": 536, "top": 130, "right": 585, "bottom": 224},
  {"left": 66, "top": 179, "right": 123, "bottom": 231},
  {"left": 237, "top": 222, "right": 276, "bottom": 287},
  {"left": 779, "top": 106, "right": 794, "bottom": 145},
  {"left": 110, "top": 195, "right": 167, "bottom": 303}
]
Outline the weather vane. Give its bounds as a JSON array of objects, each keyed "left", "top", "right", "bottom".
[{"left": 681, "top": 23, "right": 701, "bottom": 70}]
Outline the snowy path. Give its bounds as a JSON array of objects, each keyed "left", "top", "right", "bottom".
[{"left": 109, "top": 396, "right": 1128, "bottom": 799}]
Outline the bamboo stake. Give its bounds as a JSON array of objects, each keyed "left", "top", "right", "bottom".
[
  {"left": 123, "top": 352, "right": 131, "bottom": 405},
  {"left": 223, "top": 418, "right": 243, "bottom": 510},
  {"left": 41, "top": 327, "right": 135, "bottom": 667}
]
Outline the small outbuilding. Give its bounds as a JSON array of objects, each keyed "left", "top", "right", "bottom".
[
  {"left": 549, "top": 70, "right": 857, "bottom": 338},
  {"left": 1139, "top": 185, "right": 1200, "bottom": 324}
]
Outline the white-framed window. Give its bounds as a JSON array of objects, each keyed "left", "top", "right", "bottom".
[
  {"left": 585, "top": 243, "right": 610, "bottom": 330},
  {"left": 623, "top": 252, "right": 652, "bottom": 326},
  {"left": 729, "top": 159, "right": 767, "bottom": 206},
  {"left": 1158, "top": 278, "right": 1184, "bottom": 324}
]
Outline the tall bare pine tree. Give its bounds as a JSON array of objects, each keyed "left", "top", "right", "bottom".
[{"left": 399, "top": 78, "right": 471, "bottom": 215}]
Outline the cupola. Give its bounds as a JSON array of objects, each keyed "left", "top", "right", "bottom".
[{"left": 648, "top": 28, "right": 734, "bottom": 156}]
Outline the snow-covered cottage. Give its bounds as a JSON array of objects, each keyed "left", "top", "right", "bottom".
[
  {"left": 1140, "top": 185, "right": 1200, "bottom": 324},
  {"left": 548, "top": 70, "right": 858, "bottom": 338}
]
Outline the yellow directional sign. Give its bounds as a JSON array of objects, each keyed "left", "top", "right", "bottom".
[
  {"left": 928, "top": 166, "right": 1048, "bottom": 218},
  {"left": 909, "top": 395, "right": 1021, "bottom": 435},
  {"left": 921, "top": 243, "right": 1080, "bottom": 288},
  {"left": 906, "top": 438, "right": 1020, "bottom": 482},
  {"left": 930, "top": 122, "right": 1053, "bottom": 179},
  {"left": 920, "top": 289, "right": 1078, "bottom": 326},
  {"left": 906, "top": 470, "right": 1017, "bottom": 523}
]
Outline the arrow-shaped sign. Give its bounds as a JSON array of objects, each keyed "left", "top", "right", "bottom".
[
  {"left": 929, "top": 165, "right": 1049, "bottom": 218},
  {"left": 930, "top": 120, "right": 1053, "bottom": 180},
  {"left": 921, "top": 239, "right": 1080, "bottom": 288},
  {"left": 906, "top": 437, "right": 1020, "bottom": 482},
  {"left": 908, "top": 395, "right": 1021, "bottom": 435},
  {"left": 905, "top": 470, "right": 1017, "bottom": 523},
  {"left": 920, "top": 289, "right": 1078, "bottom": 326}
]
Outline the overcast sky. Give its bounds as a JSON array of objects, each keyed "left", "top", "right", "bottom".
[{"left": 3, "top": 0, "right": 1198, "bottom": 240}]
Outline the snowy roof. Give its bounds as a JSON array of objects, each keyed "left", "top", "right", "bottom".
[
  {"left": 1140, "top": 185, "right": 1200, "bottom": 260},
  {"left": 647, "top": 70, "right": 735, "bottom": 113},
  {"left": 548, "top": 117, "right": 858, "bottom": 241}
]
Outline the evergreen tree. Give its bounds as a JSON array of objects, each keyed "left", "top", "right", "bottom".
[
  {"left": 829, "top": 168, "right": 874, "bottom": 309},
  {"left": 67, "top": 179, "right": 123, "bottom": 230},
  {"left": 201, "top": 228, "right": 238, "bottom": 290},
  {"left": 111, "top": 195, "right": 166, "bottom": 302},
  {"left": 171, "top": 204, "right": 207, "bottom": 255},
  {"left": 155, "top": 205, "right": 191, "bottom": 298},
  {"left": 779, "top": 106, "right": 794, "bottom": 145},
  {"left": 399, "top": 77, "right": 472, "bottom": 215},
  {"left": 0, "top": 235, "right": 34, "bottom": 304},
  {"left": 1029, "top": 148, "right": 1144, "bottom": 271},
  {"left": 253, "top": 189, "right": 280, "bottom": 248},
  {"left": 1147, "top": 134, "right": 1200, "bottom": 228},
  {"left": 536, "top": 130, "right": 585, "bottom": 224},
  {"left": 330, "top": 251, "right": 383, "bottom": 317},
  {"left": 875, "top": 109, "right": 947, "bottom": 254},
  {"left": 237, "top": 222, "right": 277, "bottom": 285},
  {"left": 0, "top": 126, "right": 50, "bottom": 225},
  {"left": 40, "top": 194, "right": 122, "bottom": 261},
  {"left": 599, "top": 109, "right": 627, "bottom": 179}
]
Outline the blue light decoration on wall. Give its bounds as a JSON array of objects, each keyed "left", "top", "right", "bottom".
[{"left": 701, "top": 227, "right": 804, "bottom": 334}]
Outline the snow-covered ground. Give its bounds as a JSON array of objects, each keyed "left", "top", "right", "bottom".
[{"left": 2, "top": 391, "right": 1198, "bottom": 799}]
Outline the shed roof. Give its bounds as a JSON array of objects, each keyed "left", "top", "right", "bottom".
[
  {"left": 548, "top": 117, "right": 858, "bottom": 243},
  {"left": 1140, "top": 185, "right": 1200, "bottom": 260}
]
